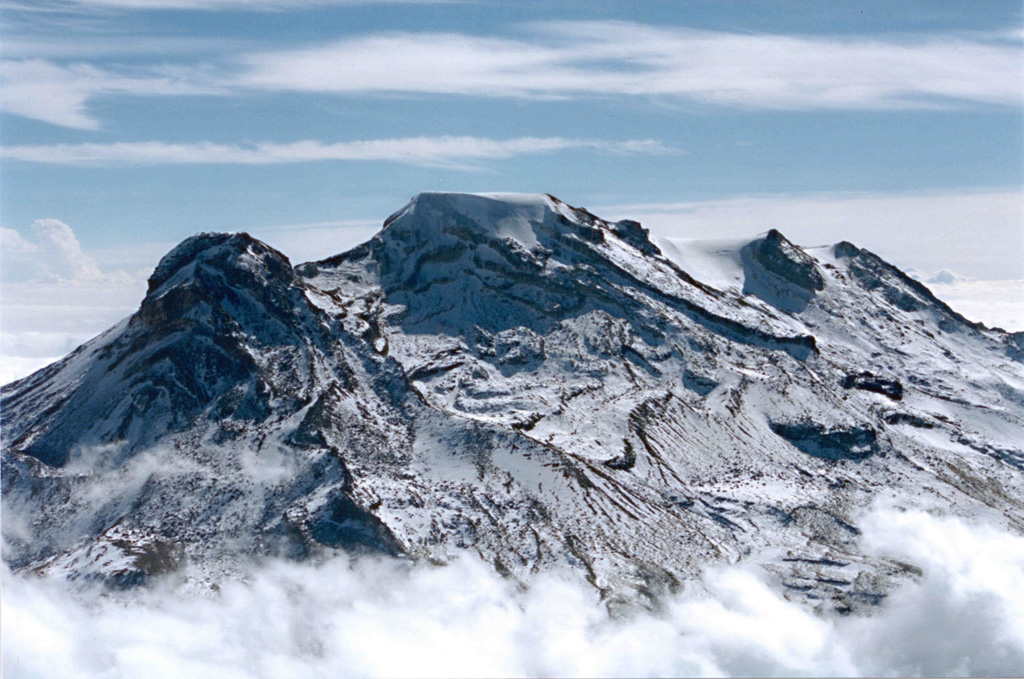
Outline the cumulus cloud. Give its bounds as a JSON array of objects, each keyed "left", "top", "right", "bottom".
[
  {"left": 2, "top": 507, "right": 1023, "bottom": 678},
  {"left": 0, "top": 136, "right": 672, "bottom": 168},
  {"left": 850, "top": 508, "right": 1024, "bottom": 677},
  {"left": 1, "top": 219, "right": 147, "bottom": 385},
  {"left": 2, "top": 218, "right": 113, "bottom": 283}
]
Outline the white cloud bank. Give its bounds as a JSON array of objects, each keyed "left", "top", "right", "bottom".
[
  {"left": 2, "top": 21, "right": 1021, "bottom": 129},
  {"left": 602, "top": 188, "right": 1024, "bottom": 281},
  {"left": 2, "top": 507, "right": 1023, "bottom": 678},
  {"left": 910, "top": 271, "right": 1024, "bottom": 332},
  {"left": 0, "top": 136, "right": 671, "bottom": 168}
]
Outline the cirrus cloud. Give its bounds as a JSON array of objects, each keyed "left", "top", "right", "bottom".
[
  {"left": 2, "top": 22, "right": 1021, "bottom": 129},
  {"left": 0, "top": 59, "right": 221, "bottom": 130},
  {"left": 0, "top": 136, "right": 672, "bottom": 168},
  {"left": 240, "top": 22, "right": 1024, "bottom": 109}
]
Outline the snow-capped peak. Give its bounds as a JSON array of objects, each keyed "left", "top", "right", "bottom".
[
  {"left": 145, "top": 231, "right": 294, "bottom": 298},
  {"left": 378, "top": 191, "right": 632, "bottom": 254},
  {"left": 4, "top": 192, "right": 1023, "bottom": 619}
]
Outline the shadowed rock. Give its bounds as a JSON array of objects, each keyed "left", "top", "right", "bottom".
[
  {"left": 842, "top": 372, "right": 903, "bottom": 401},
  {"left": 771, "top": 421, "right": 880, "bottom": 461}
]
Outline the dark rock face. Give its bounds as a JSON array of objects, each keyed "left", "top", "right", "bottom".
[
  {"left": 603, "top": 441, "right": 637, "bottom": 470},
  {"left": 739, "top": 229, "right": 826, "bottom": 314},
  {"left": 1007, "top": 332, "right": 1024, "bottom": 362},
  {"left": 882, "top": 412, "right": 933, "bottom": 428},
  {"left": 612, "top": 219, "right": 660, "bottom": 256},
  {"left": 749, "top": 229, "right": 826, "bottom": 292},
  {"left": 841, "top": 372, "right": 903, "bottom": 401},
  {"left": 1, "top": 232, "right": 337, "bottom": 468},
  {"left": 770, "top": 421, "right": 880, "bottom": 461},
  {"left": 280, "top": 488, "right": 404, "bottom": 559},
  {"left": 137, "top": 232, "right": 302, "bottom": 334},
  {"left": 147, "top": 232, "right": 295, "bottom": 294},
  {"left": 833, "top": 241, "right": 982, "bottom": 332}
]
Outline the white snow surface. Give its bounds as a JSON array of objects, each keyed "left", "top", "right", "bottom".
[{"left": 656, "top": 236, "right": 751, "bottom": 291}]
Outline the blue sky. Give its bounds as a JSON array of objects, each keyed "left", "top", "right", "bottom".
[{"left": 1, "top": 1, "right": 1023, "bottom": 381}]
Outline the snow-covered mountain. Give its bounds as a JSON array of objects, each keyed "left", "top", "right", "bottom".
[{"left": 3, "top": 192, "right": 1023, "bottom": 613}]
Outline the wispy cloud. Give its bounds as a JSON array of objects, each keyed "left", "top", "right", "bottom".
[
  {"left": 6, "top": 0, "right": 444, "bottom": 10},
  {"left": 0, "top": 59, "right": 219, "bottom": 129},
  {"left": 2, "top": 22, "right": 1021, "bottom": 129},
  {"left": 0, "top": 35, "right": 254, "bottom": 59},
  {"left": 240, "top": 22, "right": 1024, "bottom": 109},
  {"left": 0, "top": 136, "right": 671, "bottom": 167}
]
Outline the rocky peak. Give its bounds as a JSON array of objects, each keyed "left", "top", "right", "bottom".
[
  {"left": 136, "top": 232, "right": 302, "bottom": 333},
  {"left": 833, "top": 240, "right": 982, "bottom": 332},
  {"left": 146, "top": 232, "right": 294, "bottom": 296},
  {"left": 339, "top": 192, "right": 671, "bottom": 335},
  {"left": 747, "top": 229, "right": 826, "bottom": 292},
  {"left": 377, "top": 191, "right": 662, "bottom": 257}
]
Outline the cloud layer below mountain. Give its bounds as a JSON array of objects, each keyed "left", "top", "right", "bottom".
[{"left": 3, "top": 507, "right": 1023, "bottom": 678}]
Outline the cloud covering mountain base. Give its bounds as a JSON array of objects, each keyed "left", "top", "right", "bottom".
[{"left": 4, "top": 507, "right": 1023, "bottom": 678}]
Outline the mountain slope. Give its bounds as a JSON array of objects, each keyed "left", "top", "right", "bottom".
[{"left": 3, "top": 192, "right": 1023, "bottom": 612}]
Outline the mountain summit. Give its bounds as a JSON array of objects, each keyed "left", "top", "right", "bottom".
[{"left": 3, "top": 193, "right": 1023, "bottom": 611}]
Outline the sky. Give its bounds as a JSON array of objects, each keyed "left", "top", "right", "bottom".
[{"left": 1, "top": 0, "right": 1023, "bottom": 381}]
